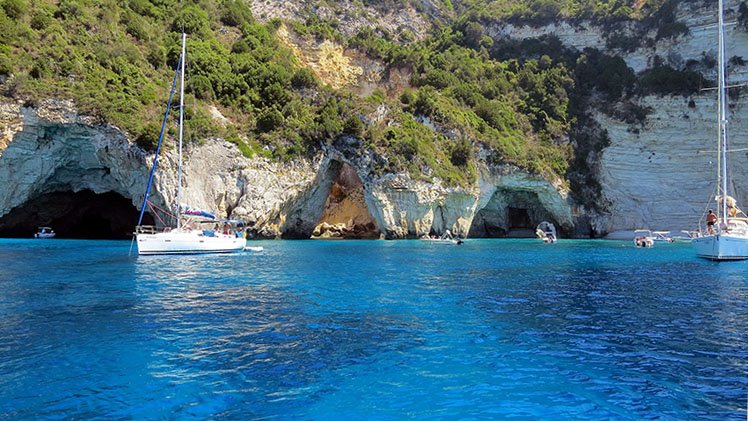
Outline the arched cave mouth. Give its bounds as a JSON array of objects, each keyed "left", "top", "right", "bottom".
[
  {"left": 311, "top": 161, "right": 380, "bottom": 239},
  {"left": 468, "top": 188, "right": 558, "bottom": 238},
  {"left": 0, "top": 190, "right": 153, "bottom": 239}
]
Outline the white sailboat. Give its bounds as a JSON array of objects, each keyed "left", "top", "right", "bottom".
[
  {"left": 693, "top": 0, "right": 748, "bottom": 260},
  {"left": 134, "top": 33, "right": 247, "bottom": 255}
]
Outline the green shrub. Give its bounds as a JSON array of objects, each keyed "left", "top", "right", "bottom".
[
  {"left": 219, "top": 0, "right": 253, "bottom": 27},
  {"left": 575, "top": 49, "right": 635, "bottom": 100},
  {"left": 146, "top": 44, "right": 166, "bottom": 69},
  {"left": 136, "top": 122, "right": 162, "bottom": 151},
  {"left": 256, "top": 108, "right": 284, "bottom": 133},
  {"left": 448, "top": 137, "right": 472, "bottom": 167},
  {"left": 183, "top": 105, "right": 218, "bottom": 143},
  {"left": 54, "top": 0, "right": 83, "bottom": 20},
  {"left": 123, "top": 12, "right": 150, "bottom": 41},
  {"left": 656, "top": 22, "right": 688, "bottom": 40},
  {"left": 740, "top": 2, "right": 748, "bottom": 31},
  {"left": 171, "top": 5, "right": 209, "bottom": 35},
  {"left": 417, "top": 69, "right": 460, "bottom": 89},
  {"left": 128, "top": 0, "right": 158, "bottom": 17},
  {"left": 291, "top": 68, "right": 317, "bottom": 89},
  {"left": 0, "top": 52, "right": 11, "bottom": 75},
  {"left": 30, "top": 7, "right": 53, "bottom": 30},
  {"left": 314, "top": 98, "right": 343, "bottom": 142},
  {"left": 605, "top": 33, "right": 641, "bottom": 52},
  {"left": 1, "top": 0, "right": 26, "bottom": 19},
  {"left": 188, "top": 74, "right": 215, "bottom": 100},
  {"left": 29, "top": 60, "right": 51, "bottom": 79},
  {"left": 343, "top": 115, "right": 364, "bottom": 137},
  {"left": 638, "top": 65, "right": 708, "bottom": 96}
]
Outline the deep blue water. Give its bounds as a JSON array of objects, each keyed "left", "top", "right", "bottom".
[{"left": 0, "top": 239, "right": 746, "bottom": 419}]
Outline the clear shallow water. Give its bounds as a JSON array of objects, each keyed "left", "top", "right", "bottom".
[{"left": 0, "top": 239, "right": 746, "bottom": 419}]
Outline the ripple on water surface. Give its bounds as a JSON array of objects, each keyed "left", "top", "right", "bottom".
[{"left": 0, "top": 239, "right": 746, "bottom": 418}]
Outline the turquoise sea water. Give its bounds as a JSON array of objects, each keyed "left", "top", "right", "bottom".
[{"left": 0, "top": 238, "right": 746, "bottom": 419}]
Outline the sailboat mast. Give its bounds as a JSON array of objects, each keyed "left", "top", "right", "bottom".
[
  {"left": 176, "top": 32, "right": 186, "bottom": 229},
  {"left": 717, "top": 0, "right": 729, "bottom": 222}
]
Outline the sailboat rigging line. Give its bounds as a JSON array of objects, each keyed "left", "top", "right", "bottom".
[
  {"left": 136, "top": 54, "right": 183, "bottom": 227},
  {"left": 700, "top": 83, "right": 748, "bottom": 91},
  {"left": 147, "top": 201, "right": 170, "bottom": 227},
  {"left": 697, "top": 148, "right": 748, "bottom": 154}
]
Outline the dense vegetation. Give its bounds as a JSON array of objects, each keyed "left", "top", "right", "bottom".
[{"left": 0, "top": 0, "right": 717, "bottom": 192}]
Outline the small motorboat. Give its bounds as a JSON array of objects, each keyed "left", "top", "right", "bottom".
[
  {"left": 652, "top": 231, "right": 675, "bottom": 243},
  {"left": 420, "top": 230, "right": 464, "bottom": 245},
  {"left": 34, "top": 227, "right": 56, "bottom": 239},
  {"left": 633, "top": 230, "right": 654, "bottom": 248},
  {"left": 535, "top": 221, "right": 557, "bottom": 244}
]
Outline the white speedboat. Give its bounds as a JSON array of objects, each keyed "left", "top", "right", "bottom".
[
  {"left": 535, "top": 221, "right": 557, "bottom": 244},
  {"left": 34, "top": 227, "right": 55, "bottom": 238},
  {"left": 133, "top": 33, "right": 247, "bottom": 255},
  {"left": 633, "top": 230, "right": 654, "bottom": 248},
  {"left": 692, "top": 0, "right": 748, "bottom": 260},
  {"left": 652, "top": 231, "right": 675, "bottom": 243},
  {"left": 420, "top": 230, "right": 464, "bottom": 245}
]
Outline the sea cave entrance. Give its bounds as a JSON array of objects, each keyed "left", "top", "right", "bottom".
[
  {"left": 0, "top": 190, "right": 152, "bottom": 239},
  {"left": 311, "top": 161, "right": 380, "bottom": 239},
  {"left": 468, "top": 188, "right": 558, "bottom": 238}
]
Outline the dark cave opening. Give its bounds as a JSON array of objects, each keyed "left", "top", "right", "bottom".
[
  {"left": 0, "top": 190, "right": 153, "bottom": 239},
  {"left": 468, "top": 188, "right": 558, "bottom": 238},
  {"left": 507, "top": 207, "right": 532, "bottom": 230}
]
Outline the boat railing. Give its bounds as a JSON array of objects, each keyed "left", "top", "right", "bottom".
[{"left": 135, "top": 225, "right": 171, "bottom": 234}]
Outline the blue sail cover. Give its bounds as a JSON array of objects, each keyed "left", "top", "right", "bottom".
[{"left": 183, "top": 206, "right": 216, "bottom": 220}]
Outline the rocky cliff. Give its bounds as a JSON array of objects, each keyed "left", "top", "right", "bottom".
[
  {"left": 1, "top": 0, "right": 746, "bottom": 239},
  {"left": 485, "top": 0, "right": 748, "bottom": 234},
  {"left": 0, "top": 99, "right": 574, "bottom": 239}
]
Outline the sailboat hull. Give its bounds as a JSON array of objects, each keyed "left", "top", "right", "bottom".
[
  {"left": 693, "top": 235, "right": 748, "bottom": 260},
  {"left": 136, "top": 231, "right": 247, "bottom": 255}
]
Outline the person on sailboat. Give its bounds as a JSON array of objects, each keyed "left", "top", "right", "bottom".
[{"left": 706, "top": 209, "right": 717, "bottom": 234}]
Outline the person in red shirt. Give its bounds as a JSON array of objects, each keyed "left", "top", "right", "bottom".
[{"left": 706, "top": 209, "right": 718, "bottom": 234}]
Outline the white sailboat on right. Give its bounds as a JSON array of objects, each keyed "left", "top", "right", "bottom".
[{"left": 692, "top": 0, "right": 748, "bottom": 260}]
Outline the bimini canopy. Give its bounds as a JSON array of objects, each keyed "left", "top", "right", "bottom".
[{"left": 182, "top": 205, "right": 216, "bottom": 220}]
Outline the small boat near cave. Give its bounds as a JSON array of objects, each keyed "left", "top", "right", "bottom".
[
  {"left": 34, "top": 227, "right": 55, "bottom": 239},
  {"left": 535, "top": 221, "right": 557, "bottom": 244},
  {"left": 632, "top": 229, "right": 677, "bottom": 247},
  {"left": 632, "top": 230, "right": 656, "bottom": 248},
  {"left": 420, "top": 230, "right": 464, "bottom": 245}
]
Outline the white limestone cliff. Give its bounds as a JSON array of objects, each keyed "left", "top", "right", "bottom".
[
  {"left": 0, "top": 100, "right": 150, "bottom": 218},
  {"left": 487, "top": 0, "right": 748, "bottom": 233},
  {"left": 5, "top": 1, "right": 746, "bottom": 238},
  {"left": 0, "top": 99, "right": 575, "bottom": 239},
  {"left": 595, "top": 94, "right": 748, "bottom": 233}
]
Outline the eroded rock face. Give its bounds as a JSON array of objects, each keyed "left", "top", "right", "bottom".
[
  {"left": 484, "top": 0, "right": 748, "bottom": 234},
  {"left": 470, "top": 168, "right": 575, "bottom": 237},
  {"left": 251, "top": 0, "right": 441, "bottom": 41},
  {"left": 485, "top": 0, "right": 748, "bottom": 76},
  {"left": 312, "top": 162, "right": 380, "bottom": 239},
  {"left": 595, "top": 94, "right": 748, "bottom": 233},
  {"left": 0, "top": 100, "right": 153, "bottom": 220},
  {"left": 0, "top": 100, "right": 321, "bottom": 239},
  {"left": 0, "top": 100, "right": 576, "bottom": 239}
]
